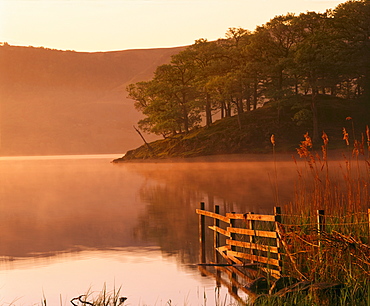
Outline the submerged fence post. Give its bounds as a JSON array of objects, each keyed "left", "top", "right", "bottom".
[
  {"left": 214, "top": 205, "right": 220, "bottom": 262},
  {"left": 228, "top": 211, "right": 239, "bottom": 293},
  {"left": 214, "top": 205, "right": 221, "bottom": 287},
  {"left": 229, "top": 212, "right": 238, "bottom": 296},
  {"left": 199, "top": 202, "right": 206, "bottom": 264},
  {"left": 230, "top": 212, "right": 236, "bottom": 252}
]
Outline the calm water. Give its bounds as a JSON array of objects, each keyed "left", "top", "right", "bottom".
[{"left": 0, "top": 154, "right": 299, "bottom": 305}]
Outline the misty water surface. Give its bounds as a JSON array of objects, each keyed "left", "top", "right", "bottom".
[{"left": 0, "top": 154, "right": 310, "bottom": 305}]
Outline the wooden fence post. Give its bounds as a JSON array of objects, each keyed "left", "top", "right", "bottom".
[
  {"left": 199, "top": 202, "right": 206, "bottom": 264},
  {"left": 274, "top": 207, "right": 282, "bottom": 275},
  {"left": 317, "top": 209, "right": 325, "bottom": 262},
  {"left": 230, "top": 212, "right": 236, "bottom": 252},
  {"left": 247, "top": 212, "right": 255, "bottom": 263},
  {"left": 317, "top": 209, "right": 325, "bottom": 234}
]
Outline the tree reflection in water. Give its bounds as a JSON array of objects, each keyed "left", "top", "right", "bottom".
[{"left": 126, "top": 158, "right": 298, "bottom": 266}]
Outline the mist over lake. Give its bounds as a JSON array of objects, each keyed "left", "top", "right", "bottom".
[{"left": 0, "top": 154, "right": 303, "bottom": 305}]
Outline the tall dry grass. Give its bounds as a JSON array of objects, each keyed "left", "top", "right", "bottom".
[{"left": 271, "top": 124, "right": 370, "bottom": 305}]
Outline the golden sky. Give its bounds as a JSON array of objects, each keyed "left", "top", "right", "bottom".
[{"left": 0, "top": 0, "right": 346, "bottom": 52}]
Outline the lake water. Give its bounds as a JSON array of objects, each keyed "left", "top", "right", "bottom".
[{"left": 0, "top": 154, "right": 299, "bottom": 305}]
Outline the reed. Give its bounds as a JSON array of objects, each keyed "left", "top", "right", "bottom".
[
  {"left": 69, "top": 285, "right": 126, "bottom": 306},
  {"left": 67, "top": 286, "right": 240, "bottom": 306},
  {"left": 262, "top": 126, "right": 370, "bottom": 305}
]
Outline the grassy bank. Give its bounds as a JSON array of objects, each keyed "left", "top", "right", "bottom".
[
  {"left": 115, "top": 95, "right": 368, "bottom": 161},
  {"left": 253, "top": 126, "right": 370, "bottom": 305}
]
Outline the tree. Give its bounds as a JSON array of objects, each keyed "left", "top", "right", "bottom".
[
  {"left": 126, "top": 0, "right": 369, "bottom": 140},
  {"left": 127, "top": 49, "right": 202, "bottom": 137},
  {"left": 186, "top": 39, "right": 225, "bottom": 126},
  {"left": 221, "top": 27, "right": 260, "bottom": 120},
  {"left": 332, "top": 0, "right": 370, "bottom": 101},
  {"left": 159, "top": 51, "right": 201, "bottom": 133},
  {"left": 206, "top": 75, "right": 233, "bottom": 118},
  {"left": 248, "top": 14, "right": 301, "bottom": 100},
  {"left": 127, "top": 80, "right": 183, "bottom": 137},
  {"left": 291, "top": 11, "right": 337, "bottom": 142}
]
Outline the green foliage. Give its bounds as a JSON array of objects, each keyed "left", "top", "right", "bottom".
[{"left": 293, "top": 109, "right": 312, "bottom": 126}]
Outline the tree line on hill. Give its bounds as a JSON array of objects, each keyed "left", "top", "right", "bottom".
[{"left": 127, "top": 0, "right": 370, "bottom": 142}]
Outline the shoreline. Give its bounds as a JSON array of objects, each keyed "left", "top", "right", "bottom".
[{"left": 112, "top": 149, "right": 353, "bottom": 164}]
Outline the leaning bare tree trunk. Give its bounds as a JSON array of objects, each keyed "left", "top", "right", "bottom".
[{"left": 133, "top": 126, "right": 154, "bottom": 154}]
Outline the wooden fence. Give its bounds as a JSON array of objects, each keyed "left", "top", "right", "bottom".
[
  {"left": 196, "top": 202, "right": 283, "bottom": 278},
  {"left": 196, "top": 202, "right": 370, "bottom": 277},
  {"left": 196, "top": 202, "right": 370, "bottom": 303}
]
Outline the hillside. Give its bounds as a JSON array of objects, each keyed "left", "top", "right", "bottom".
[
  {"left": 114, "top": 95, "right": 369, "bottom": 161},
  {"left": 0, "top": 44, "right": 185, "bottom": 156}
]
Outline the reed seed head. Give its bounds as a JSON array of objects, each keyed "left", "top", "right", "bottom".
[
  {"left": 304, "top": 132, "right": 312, "bottom": 148},
  {"left": 270, "top": 134, "right": 276, "bottom": 146},
  {"left": 322, "top": 131, "right": 329, "bottom": 146},
  {"left": 321, "top": 131, "right": 329, "bottom": 160},
  {"left": 343, "top": 127, "right": 349, "bottom": 146},
  {"left": 297, "top": 132, "right": 312, "bottom": 158}
]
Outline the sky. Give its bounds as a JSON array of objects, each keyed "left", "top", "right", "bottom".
[{"left": 0, "top": 0, "right": 347, "bottom": 52}]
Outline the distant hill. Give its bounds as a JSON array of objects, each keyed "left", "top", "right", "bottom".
[{"left": 0, "top": 44, "right": 185, "bottom": 156}]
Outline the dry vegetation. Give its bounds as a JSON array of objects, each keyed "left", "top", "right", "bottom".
[{"left": 257, "top": 124, "right": 370, "bottom": 305}]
